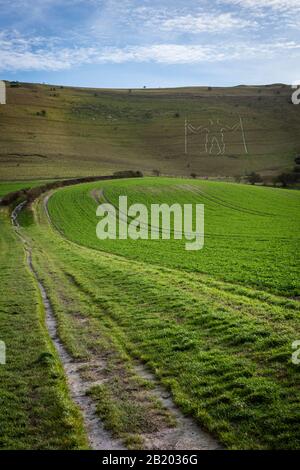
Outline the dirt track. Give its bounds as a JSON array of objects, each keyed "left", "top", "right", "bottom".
[{"left": 11, "top": 198, "right": 222, "bottom": 450}]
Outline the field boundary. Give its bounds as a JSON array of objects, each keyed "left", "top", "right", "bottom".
[{"left": 0, "top": 170, "right": 143, "bottom": 207}]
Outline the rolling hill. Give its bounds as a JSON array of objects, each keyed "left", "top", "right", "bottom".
[
  {"left": 0, "top": 82, "right": 299, "bottom": 180},
  {"left": 1, "top": 82, "right": 300, "bottom": 450}
]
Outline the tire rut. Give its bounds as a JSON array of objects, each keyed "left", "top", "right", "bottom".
[
  {"left": 12, "top": 197, "right": 223, "bottom": 450},
  {"left": 11, "top": 202, "right": 125, "bottom": 450}
]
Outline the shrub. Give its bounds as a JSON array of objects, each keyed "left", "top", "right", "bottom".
[
  {"left": 1, "top": 172, "right": 143, "bottom": 207},
  {"left": 273, "top": 172, "right": 298, "bottom": 187},
  {"left": 247, "top": 172, "right": 262, "bottom": 185},
  {"left": 113, "top": 170, "right": 143, "bottom": 178}
]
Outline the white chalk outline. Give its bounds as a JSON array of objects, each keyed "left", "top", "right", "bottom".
[
  {"left": 0, "top": 80, "right": 6, "bottom": 105},
  {"left": 0, "top": 340, "right": 6, "bottom": 364},
  {"left": 185, "top": 116, "right": 248, "bottom": 155}
]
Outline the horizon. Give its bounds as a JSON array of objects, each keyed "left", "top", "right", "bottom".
[{"left": 1, "top": 79, "right": 292, "bottom": 89}]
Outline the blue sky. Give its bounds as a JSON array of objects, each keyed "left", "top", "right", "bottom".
[{"left": 0, "top": 0, "right": 300, "bottom": 87}]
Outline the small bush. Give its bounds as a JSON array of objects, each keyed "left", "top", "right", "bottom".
[
  {"left": 273, "top": 172, "right": 299, "bottom": 187},
  {"left": 36, "top": 352, "right": 55, "bottom": 366},
  {"left": 246, "top": 172, "right": 262, "bottom": 185},
  {"left": 36, "top": 110, "right": 47, "bottom": 117}
]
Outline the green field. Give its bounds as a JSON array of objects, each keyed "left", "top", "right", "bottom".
[
  {"left": 0, "top": 82, "right": 300, "bottom": 451},
  {"left": 0, "top": 82, "right": 299, "bottom": 180},
  {"left": 48, "top": 177, "right": 300, "bottom": 296},
  {"left": 1, "top": 176, "right": 295, "bottom": 450},
  {"left": 0, "top": 179, "right": 57, "bottom": 198}
]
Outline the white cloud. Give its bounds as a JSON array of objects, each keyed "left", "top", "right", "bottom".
[
  {"left": 222, "top": 0, "right": 300, "bottom": 12},
  {"left": 220, "top": 0, "right": 300, "bottom": 29},
  {"left": 161, "top": 13, "right": 255, "bottom": 33},
  {"left": 1, "top": 31, "right": 300, "bottom": 71}
]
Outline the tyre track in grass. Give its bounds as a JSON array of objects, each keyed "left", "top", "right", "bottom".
[
  {"left": 95, "top": 188, "right": 298, "bottom": 241},
  {"left": 42, "top": 193, "right": 222, "bottom": 450},
  {"left": 63, "top": 188, "right": 299, "bottom": 315},
  {"left": 188, "top": 185, "right": 277, "bottom": 218},
  {"left": 11, "top": 201, "right": 125, "bottom": 450}
]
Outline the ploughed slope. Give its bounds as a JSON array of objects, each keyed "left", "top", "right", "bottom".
[{"left": 0, "top": 82, "right": 299, "bottom": 180}]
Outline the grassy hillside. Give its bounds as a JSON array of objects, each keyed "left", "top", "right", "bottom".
[
  {"left": 47, "top": 177, "right": 300, "bottom": 296},
  {"left": 17, "top": 184, "right": 300, "bottom": 449},
  {"left": 1, "top": 78, "right": 299, "bottom": 450},
  {"left": 0, "top": 82, "right": 299, "bottom": 180}
]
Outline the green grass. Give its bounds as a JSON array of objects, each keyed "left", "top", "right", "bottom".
[
  {"left": 15, "top": 203, "right": 178, "bottom": 450},
  {"left": 0, "top": 179, "right": 56, "bottom": 198},
  {"left": 47, "top": 177, "right": 300, "bottom": 296},
  {"left": 0, "top": 82, "right": 299, "bottom": 180},
  {"left": 0, "top": 209, "right": 88, "bottom": 449},
  {"left": 2, "top": 81, "right": 300, "bottom": 450},
  {"left": 17, "top": 183, "right": 300, "bottom": 449}
]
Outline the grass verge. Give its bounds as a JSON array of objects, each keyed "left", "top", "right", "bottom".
[{"left": 0, "top": 208, "right": 88, "bottom": 449}]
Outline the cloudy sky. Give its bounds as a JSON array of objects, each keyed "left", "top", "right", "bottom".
[{"left": 0, "top": 0, "right": 300, "bottom": 87}]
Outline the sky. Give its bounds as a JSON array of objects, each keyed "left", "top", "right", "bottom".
[{"left": 0, "top": 0, "right": 300, "bottom": 88}]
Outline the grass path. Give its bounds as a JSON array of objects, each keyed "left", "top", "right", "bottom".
[
  {"left": 27, "top": 197, "right": 222, "bottom": 450},
  {"left": 11, "top": 202, "right": 126, "bottom": 450},
  {"left": 0, "top": 208, "right": 88, "bottom": 449},
  {"left": 17, "top": 191, "right": 300, "bottom": 449}
]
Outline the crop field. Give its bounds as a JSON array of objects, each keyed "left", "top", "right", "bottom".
[
  {"left": 48, "top": 177, "right": 300, "bottom": 296},
  {"left": 0, "top": 176, "right": 298, "bottom": 450}
]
